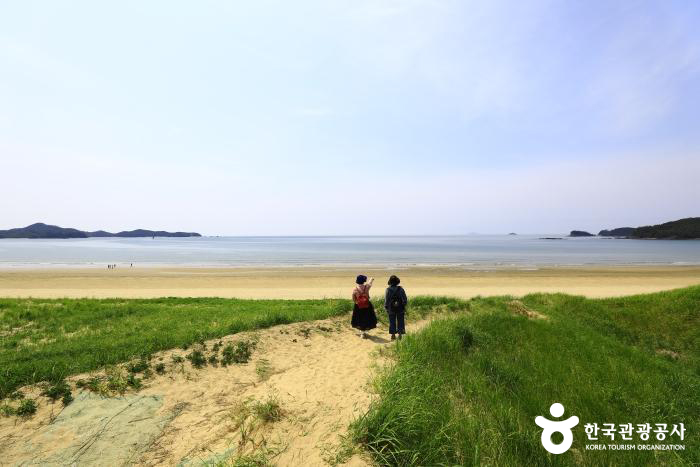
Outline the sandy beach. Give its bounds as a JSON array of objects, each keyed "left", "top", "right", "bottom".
[{"left": 1, "top": 265, "right": 699, "bottom": 299}]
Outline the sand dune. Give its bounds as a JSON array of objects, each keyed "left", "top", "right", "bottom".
[
  {"left": 3, "top": 268, "right": 699, "bottom": 465},
  {"left": 1, "top": 265, "right": 699, "bottom": 299},
  {"left": 0, "top": 316, "right": 428, "bottom": 466}
]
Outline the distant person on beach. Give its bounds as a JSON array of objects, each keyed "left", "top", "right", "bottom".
[
  {"left": 351, "top": 275, "right": 377, "bottom": 338},
  {"left": 385, "top": 275, "right": 408, "bottom": 340}
]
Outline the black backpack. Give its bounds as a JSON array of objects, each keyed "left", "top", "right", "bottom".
[{"left": 388, "top": 286, "right": 405, "bottom": 311}]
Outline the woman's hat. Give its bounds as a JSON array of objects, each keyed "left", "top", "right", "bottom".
[{"left": 356, "top": 274, "right": 367, "bottom": 284}]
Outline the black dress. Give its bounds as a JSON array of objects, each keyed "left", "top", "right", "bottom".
[{"left": 351, "top": 302, "right": 378, "bottom": 331}]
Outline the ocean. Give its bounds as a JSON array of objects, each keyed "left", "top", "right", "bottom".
[{"left": 0, "top": 235, "right": 699, "bottom": 269}]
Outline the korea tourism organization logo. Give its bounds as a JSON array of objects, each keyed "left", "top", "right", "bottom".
[
  {"left": 535, "top": 403, "right": 687, "bottom": 454},
  {"left": 535, "top": 403, "right": 579, "bottom": 454}
]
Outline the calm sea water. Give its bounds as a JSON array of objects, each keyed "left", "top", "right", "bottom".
[{"left": 0, "top": 235, "right": 699, "bottom": 269}]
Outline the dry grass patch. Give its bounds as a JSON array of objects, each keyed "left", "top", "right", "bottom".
[{"left": 506, "top": 299, "right": 546, "bottom": 319}]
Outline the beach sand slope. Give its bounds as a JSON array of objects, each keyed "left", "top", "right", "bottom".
[{"left": 0, "top": 316, "right": 426, "bottom": 466}]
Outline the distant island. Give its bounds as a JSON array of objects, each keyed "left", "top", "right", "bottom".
[
  {"left": 598, "top": 227, "right": 635, "bottom": 237},
  {"left": 571, "top": 217, "right": 700, "bottom": 240},
  {"left": 0, "top": 223, "right": 202, "bottom": 239},
  {"left": 569, "top": 230, "right": 595, "bottom": 237}
]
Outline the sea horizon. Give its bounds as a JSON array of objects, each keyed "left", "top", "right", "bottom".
[{"left": 1, "top": 234, "right": 699, "bottom": 269}]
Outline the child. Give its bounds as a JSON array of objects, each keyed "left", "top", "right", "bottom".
[
  {"left": 351, "top": 275, "right": 378, "bottom": 338},
  {"left": 384, "top": 275, "right": 408, "bottom": 340}
]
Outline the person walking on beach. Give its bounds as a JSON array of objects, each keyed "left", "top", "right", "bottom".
[
  {"left": 351, "top": 275, "right": 377, "bottom": 339},
  {"left": 385, "top": 275, "right": 408, "bottom": 340}
]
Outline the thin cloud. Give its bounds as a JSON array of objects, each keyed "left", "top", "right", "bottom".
[{"left": 586, "top": 8, "right": 700, "bottom": 133}]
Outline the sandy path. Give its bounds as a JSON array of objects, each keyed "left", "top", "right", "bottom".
[
  {"left": 0, "top": 315, "right": 425, "bottom": 466},
  {"left": 1, "top": 265, "right": 699, "bottom": 298}
]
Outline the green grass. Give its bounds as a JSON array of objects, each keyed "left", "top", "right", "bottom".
[
  {"left": 352, "top": 286, "right": 700, "bottom": 466},
  {"left": 4, "top": 288, "right": 696, "bottom": 465},
  {"left": 0, "top": 297, "right": 349, "bottom": 397},
  {"left": 41, "top": 379, "right": 73, "bottom": 406},
  {"left": 251, "top": 395, "right": 284, "bottom": 423}
]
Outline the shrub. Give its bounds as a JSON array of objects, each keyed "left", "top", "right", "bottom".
[
  {"left": 62, "top": 392, "right": 74, "bottom": 406},
  {"left": 128, "top": 358, "right": 149, "bottom": 373},
  {"left": 16, "top": 399, "right": 37, "bottom": 416},
  {"left": 222, "top": 341, "right": 256, "bottom": 366},
  {"left": 41, "top": 380, "right": 72, "bottom": 403},
  {"left": 186, "top": 350, "right": 207, "bottom": 368},
  {"left": 127, "top": 373, "right": 142, "bottom": 390}
]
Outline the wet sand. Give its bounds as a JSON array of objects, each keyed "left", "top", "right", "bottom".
[{"left": 1, "top": 265, "right": 699, "bottom": 298}]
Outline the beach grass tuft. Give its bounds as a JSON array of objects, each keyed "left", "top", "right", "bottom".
[
  {"left": 255, "top": 359, "right": 273, "bottom": 381},
  {"left": 41, "top": 380, "right": 73, "bottom": 406},
  {"left": 252, "top": 395, "right": 284, "bottom": 423},
  {"left": 16, "top": 399, "right": 37, "bottom": 417}
]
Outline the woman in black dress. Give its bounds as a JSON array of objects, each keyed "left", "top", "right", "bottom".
[{"left": 351, "top": 274, "right": 378, "bottom": 338}]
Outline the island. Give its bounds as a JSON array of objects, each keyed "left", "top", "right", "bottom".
[
  {"left": 569, "top": 230, "right": 595, "bottom": 237},
  {"left": 598, "top": 227, "right": 635, "bottom": 237},
  {"left": 0, "top": 223, "right": 202, "bottom": 239},
  {"left": 632, "top": 217, "right": 700, "bottom": 240}
]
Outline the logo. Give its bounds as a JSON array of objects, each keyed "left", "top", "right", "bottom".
[{"left": 535, "top": 403, "right": 579, "bottom": 454}]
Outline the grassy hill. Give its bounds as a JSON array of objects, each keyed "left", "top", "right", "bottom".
[
  {"left": 2, "top": 289, "right": 698, "bottom": 464},
  {"left": 352, "top": 286, "right": 700, "bottom": 466},
  {"left": 632, "top": 217, "right": 700, "bottom": 239},
  {"left": 0, "top": 298, "right": 349, "bottom": 397},
  {"left": 0, "top": 295, "right": 463, "bottom": 398}
]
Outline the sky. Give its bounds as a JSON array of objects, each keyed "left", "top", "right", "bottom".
[{"left": 1, "top": 0, "right": 699, "bottom": 235}]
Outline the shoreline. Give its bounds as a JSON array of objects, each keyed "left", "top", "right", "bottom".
[
  {"left": 1, "top": 260, "right": 699, "bottom": 270},
  {"left": 1, "top": 265, "right": 699, "bottom": 299}
]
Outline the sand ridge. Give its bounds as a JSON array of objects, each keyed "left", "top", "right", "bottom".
[{"left": 0, "top": 315, "right": 429, "bottom": 466}]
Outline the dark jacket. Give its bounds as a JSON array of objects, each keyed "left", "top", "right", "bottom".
[{"left": 384, "top": 285, "right": 408, "bottom": 311}]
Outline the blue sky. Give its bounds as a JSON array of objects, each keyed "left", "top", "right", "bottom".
[{"left": 1, "top": 1, "right": 699, "bottom": 235}]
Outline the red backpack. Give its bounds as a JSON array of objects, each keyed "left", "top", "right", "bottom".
[{"left": 356, "top": 292, "right": 370, "bottom": 309}]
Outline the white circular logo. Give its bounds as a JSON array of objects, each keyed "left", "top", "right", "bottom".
[{"left": 535, "top": 403, "right": 579, "bottom": 454}]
